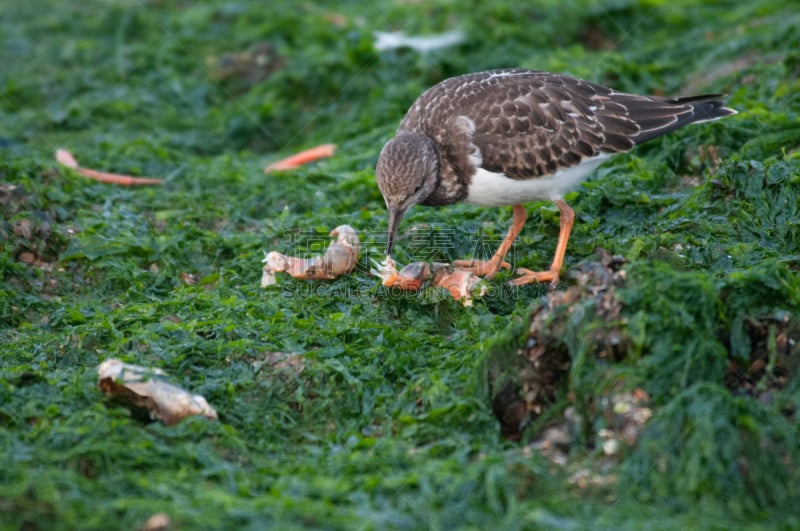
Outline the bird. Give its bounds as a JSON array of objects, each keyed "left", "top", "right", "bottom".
[{"left": 375, "top": 68, "right": 737, "bottom": 286}]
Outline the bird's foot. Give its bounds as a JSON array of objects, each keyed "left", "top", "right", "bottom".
[
  {"left": 509, "top": 267, "right": 560, "bottom": 288},
  {"left": 451, "top": 257, "right": 511, "bottom": 279}
]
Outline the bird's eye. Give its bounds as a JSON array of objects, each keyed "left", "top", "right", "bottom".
[{"left": 413, "top": 184, "right": 423, "bottom": 195}]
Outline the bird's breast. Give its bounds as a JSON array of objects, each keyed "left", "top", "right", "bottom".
[{"left": 464, "top": 154, "right": 611, "bottom": 207}]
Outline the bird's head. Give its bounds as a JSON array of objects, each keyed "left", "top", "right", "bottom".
[{"left": 375, "top": 132, "right": 439, "bottom": 256}]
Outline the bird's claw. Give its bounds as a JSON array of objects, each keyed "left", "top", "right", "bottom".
[
  {"left": 509, "top": 267, "right": 560, "bottom": 288},
  {"left": 451, "top": 257, "right": 511, "bottom": 278}
]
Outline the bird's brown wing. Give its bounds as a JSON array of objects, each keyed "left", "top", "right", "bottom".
[{"left": 400, "top": 69, "right": 734, "bottom": 180}]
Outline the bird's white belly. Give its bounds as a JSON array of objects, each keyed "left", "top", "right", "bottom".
[{"left": 464, "top": 154, "right": 611, "bottom": 206}]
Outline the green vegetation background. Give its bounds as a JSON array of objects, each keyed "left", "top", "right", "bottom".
[{"left": 2, "top": 0, "right": 799, "bottom": 528}]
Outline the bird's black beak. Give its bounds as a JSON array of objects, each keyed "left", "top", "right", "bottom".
[{"left": 385, "top": 206, "right": 406, "bottom": 256}]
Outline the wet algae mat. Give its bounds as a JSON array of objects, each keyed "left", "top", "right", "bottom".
[{"left": 2, "top": 0, "right": 799, "bottom": 529}]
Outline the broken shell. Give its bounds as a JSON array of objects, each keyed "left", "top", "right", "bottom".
[
  {"left": 394, "top": 262, "right": 431, "bottom": 290},
  {"left": 97, "top": 359, "right": 217, "bottom": 426},
  {"left": 431, "top": 263, "right": 487, "bottom": 306},
  {"left": 329, "top": 225, "right": 359, "bottom": 253},
  {"left": 261, "top": 224, "right": 359, "bottom": 286},
  {"left": 371, "top": 258, "right": 486, "bottom": 304},
  {"left": 370, "top": 257, "right": 430, "bottom": 291}
]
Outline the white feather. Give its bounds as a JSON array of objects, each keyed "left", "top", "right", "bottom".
[{"left": 464, "top": 154, "right": 611, "bottom": 206}]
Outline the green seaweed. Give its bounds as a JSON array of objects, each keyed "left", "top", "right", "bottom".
[{"left": 2, "top": 0, "right": 800, "bottom": 529}]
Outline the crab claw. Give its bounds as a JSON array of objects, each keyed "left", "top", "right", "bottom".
[
  {"left": 261, "top": 251, "right": 288, "bottom": 286},
  {"left": 329, "top": 225, "right": 359, "bottom": 255},
  {"left": 431, "top": 263, "right": 487, "bottom": 307},
  {"left": 370, "top": 257, "right": 401, "bottom": 285},
  {"left": 370, "top": 257, "right": 429, "bottom": 291}
]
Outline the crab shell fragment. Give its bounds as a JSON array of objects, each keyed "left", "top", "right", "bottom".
[
  {"left": 261, "top": 225, "right": 359, "bottom": 286},
  {"left": 431, "top": 263, "right": 487, "bottom": 305},
  {"left": 370, "top": 257, "right": 429, "bottom": 291},
  {"left": 97, "top": 358, "right": 218, "bottom": 426},
  {"left": 371, "top": 258, "right": 487, "bottom": 306}
]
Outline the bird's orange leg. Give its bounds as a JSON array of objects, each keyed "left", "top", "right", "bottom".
[
  {"left": 511, "top": 199, "right": 574, "bottom": 287},
  {"left": 453, "top": 204, "right": 526, "bottom": 279}
]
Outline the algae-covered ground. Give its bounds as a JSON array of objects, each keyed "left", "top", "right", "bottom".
[{"left": 2, "top": 0, "right": 800, "bottom": 529}]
